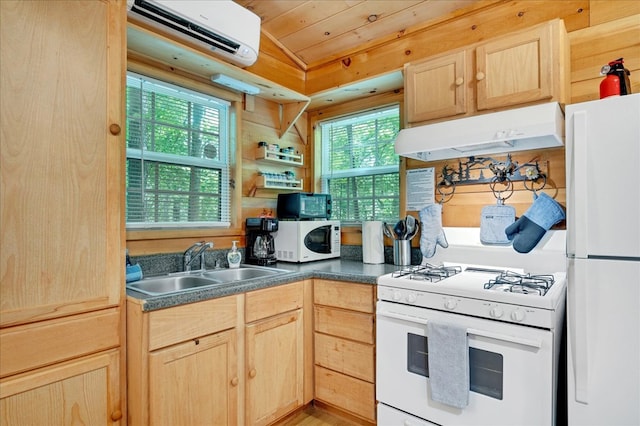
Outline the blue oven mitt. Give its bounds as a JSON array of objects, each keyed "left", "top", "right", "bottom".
[
  {"left": 505, "top": 192, "right": 565, "bottom": 253},
  {"left": 419, "top": 204, "right": 448, "bottom": 258}
]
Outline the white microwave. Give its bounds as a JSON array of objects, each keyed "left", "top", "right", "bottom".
[{"left": 274, "top": 220, "right": 340, "bottom": 263}]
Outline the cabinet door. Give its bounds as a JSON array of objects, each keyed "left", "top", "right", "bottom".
[
  {"left": 246, "top": 310, "right": 304, "bottom": 426},
  {"left": 0, "top": 350, "right": 122, "bottom": 425},
  {"left": 148, "top": 330, "right": 239, "bottom": 426},
  {"left": 405, "top": 50, "right": 467, "bottom": 123},
  {"left": 0, "top": 0, "right": 124, "bottom": 327},
  {"left": 475, "top": 22, "right": 553, "bottom": 111}
]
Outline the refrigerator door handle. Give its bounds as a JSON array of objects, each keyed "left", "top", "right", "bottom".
[
  {"left": 573, "top": 110, "right": 589, "bottom": 258},
  {"left": 570, "top": 261, "right": 589, "bottom": 403}
]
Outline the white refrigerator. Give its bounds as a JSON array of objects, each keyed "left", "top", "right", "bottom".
[{"left": 565, "top": 93, "right": 640, "bottom": 425}]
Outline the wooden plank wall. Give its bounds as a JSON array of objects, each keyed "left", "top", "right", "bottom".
[
  {"left": 241, "top": 97, "right": 310, "bottom": 219},
  {"left": 305, "top": 1, "right": 640, "bottom": 97},
  {"left": 412, "top": 8, "right": 639, "bottom": 230},
  {"left": 569, "top": 13, "right": 640, "bottom": 103},
  {"left": 311, "top": 3, "right": 639, "bottom": 246},
  {"left": 127, "top": 1, "right": 639, "bottom": 254}
]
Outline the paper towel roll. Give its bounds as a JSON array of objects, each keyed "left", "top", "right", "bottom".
[{"left": 362, "top": 221, "right": 385, "bottom": 264}]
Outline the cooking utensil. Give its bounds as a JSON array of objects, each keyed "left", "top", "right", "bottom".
[
  {"left": 382, "top": 222, "right": 395, "bottom": 239},
  {"left": 394, "top": 219, "right": 406, "bottom": 240},
  {"left": 405, "top": 215, "right": 416, "bottom": 236},
  {"left": 406, "top": 220, "right": 420, "bottom": 241}
]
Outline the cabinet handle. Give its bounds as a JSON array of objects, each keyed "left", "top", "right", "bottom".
[
  {"left": 455, "top": 77, "right": 464, "bottom": 86},
  {"left": 249, "top": 368, "right": 257, "bottom": 378},
  {"left": 109, "top": 123, "right": 121, "bottom": 135},
  {"left": 231, "top": 377, "right": 239, "bottom": 386},
  {"left": 476, "top": 71, "right": 485, "bottom": 81},
  {"left": 111, "top": 410, "right": 123, "bottom": 421}
]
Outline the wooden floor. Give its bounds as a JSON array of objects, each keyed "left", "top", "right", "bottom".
[{"left": 274, "top": 404, "right": 365, "bottom": 426}]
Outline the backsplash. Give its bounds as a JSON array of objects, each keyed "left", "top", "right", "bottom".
[{"left": 129, "top": 246, "right": 422, "bottom": 276}]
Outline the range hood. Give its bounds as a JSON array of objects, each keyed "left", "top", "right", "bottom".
[{"left": 395, "top": 102, "right": 564, "bottom": 161}]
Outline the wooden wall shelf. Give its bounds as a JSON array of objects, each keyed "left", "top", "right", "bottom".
[
  {"left": 256, "top": 175, "right": 303, "bottom": 191},
  {"left": 255, "top": 145, "right": 304, "bottom": 166}
]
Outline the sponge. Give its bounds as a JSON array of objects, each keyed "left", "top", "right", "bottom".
[{"left": 126, "top": 264, "right": 143, "bottom": 283}]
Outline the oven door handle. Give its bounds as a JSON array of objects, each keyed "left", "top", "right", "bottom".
[{"left": 377, "top": 310, "right": 543, "bottom": 349}]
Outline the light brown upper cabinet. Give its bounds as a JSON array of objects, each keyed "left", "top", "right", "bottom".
[
  {"left": 0, "top": 0, "right": 124, "bottom": 329},
  {"left": 405, "top": 50, "right": 468, "bottom": 123},
  {"left": 405, "top": 19, "right": 569, "bottom": 124},
  {"left": 1, "top": 0, "right": 125, "bottom": 423}
]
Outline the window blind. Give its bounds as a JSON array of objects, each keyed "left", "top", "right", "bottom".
[
  {"left": 125, "top": 72, "right": 231, "bottom": 228},
  {"left": 320, "top": 106, "right": 400, "bottom": 222}
]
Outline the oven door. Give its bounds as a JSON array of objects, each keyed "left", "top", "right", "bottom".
[{"left": 376, "top": 301, "right": 556, "bottom": 426}]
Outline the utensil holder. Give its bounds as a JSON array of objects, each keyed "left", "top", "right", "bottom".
[{"left": 393, "top": 239, "right": 411, "bottom": 266}]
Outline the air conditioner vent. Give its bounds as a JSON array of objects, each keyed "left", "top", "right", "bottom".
[{"left": 127, "top": 0, "right": 260, "bottom": 67}]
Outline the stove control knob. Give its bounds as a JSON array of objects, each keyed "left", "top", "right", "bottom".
[
  {"left": 392, "top": 291, "right": 402, "bottom": 302},
  {"left": 510, "top": 309, "right": 525, "bottom": 322},
  {"left": 444, "top": 299, "right": 457, "bottom": 310},
  {"left": 406, "top": 293, "right": 417, "bottom": 303},
  {"left": 490, "top": 307, "right": 504, "bottom": 318}
]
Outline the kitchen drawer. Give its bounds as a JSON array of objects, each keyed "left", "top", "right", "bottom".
[
  {"left": 245, "top": 281, "right": 303, "bottom": 323},
  {"left": 314, "top": 333, "right": 374, "bottom": 382},
  {"left": 314, "top": 306, "right": 374, "bottom": 344},
  {"left": 315, "top": 365, "right": 376, "bottom": 422},
  {"left": 314, "top": 280, "right": 374, "bottom": 313},
  {"left": 148, "top": 295, "right": 237, "bottom": 351},
  {"left": 0, "top": 308, "right": 120, "bottom": 378}
]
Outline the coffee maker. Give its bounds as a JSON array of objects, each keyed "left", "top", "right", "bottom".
[{"left": 245, "top": 217, "right": 278, "bottom": 266}]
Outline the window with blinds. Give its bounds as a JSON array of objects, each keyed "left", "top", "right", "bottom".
[
  {"left": 125, "top": 72, "right": 231, "bottom": 228},
  {"left": 320, "top": 105, "right": 400, "bottom": 223}
]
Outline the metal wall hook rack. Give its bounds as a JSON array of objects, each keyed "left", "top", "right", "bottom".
[
  {"left": 436, "top": 154, "right": 548, "bottom": 202},
  {"left": 490, "top": 177, "right": 514, "bottom": 202},
  {"left": 438, "top": 154, "right": 547, "bottom": 187},
  {"left": 437, "top": 181, "right": 455, "bottom": 204}
]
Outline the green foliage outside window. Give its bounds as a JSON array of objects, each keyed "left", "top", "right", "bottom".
[
  {"left": 321, "top": 106, "right": 400, "bottom": 223},
  {"left": 125, "top": 73, "right": 231, "bottom": 228}
]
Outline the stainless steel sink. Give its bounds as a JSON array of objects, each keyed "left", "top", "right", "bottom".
[
  {"left": 126, "top": 266, "right": 291, "bottom": 296},
  {"left": 201, "top": 266, "right": 286, "bottom": 282},
  {"left": 126, "top": 275, "right": 223, "bottom": 296}
]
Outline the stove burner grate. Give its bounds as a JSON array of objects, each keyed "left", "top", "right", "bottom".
[
  {"left": 391, "top": 263, "right": 462, "bottom": 282},
  {"left": 484, "top": 271, "right": 555, "bottom": 295}
]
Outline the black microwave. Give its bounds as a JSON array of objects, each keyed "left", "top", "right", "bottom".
[{"left": 277, "top": 193, "right": 332, "bottom": 220}]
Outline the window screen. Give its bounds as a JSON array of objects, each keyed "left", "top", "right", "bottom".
[
  {"left": 125, "top": 72, "right": 231, "bottom": 228},
  {"left": 320, "top": 106, "right": 400, "bottom": 223}
]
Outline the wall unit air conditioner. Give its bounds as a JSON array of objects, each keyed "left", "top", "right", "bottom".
[{"left": 127, "top": 0, "right": 260, "bottom": 67}]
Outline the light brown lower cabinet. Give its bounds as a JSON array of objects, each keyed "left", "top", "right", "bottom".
[
  {"left": 127, "top": 295, "right": 240, "bottom": 426},
  {"left": 313, "top": 279, "right": 376, "bottom": 424},
  {"left": 148, "top": 329, "right": 238, "bottom": 425},
  {"left": 245, "top": 282, "right": 306, "bottom": 426},
  {"left": 0, "top": 349, "right": 122, "bottom": 425},
  {"left": 127, "top": 280, "right": 311, "bottom": 426}
]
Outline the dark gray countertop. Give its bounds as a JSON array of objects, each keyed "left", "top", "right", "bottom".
[{"left": 127, "top": 259, "right": 399, "bottom": 312}]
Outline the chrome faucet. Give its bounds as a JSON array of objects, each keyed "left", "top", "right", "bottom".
[{"left": 183, "top": 241, "right": 214, "bottom": 272}]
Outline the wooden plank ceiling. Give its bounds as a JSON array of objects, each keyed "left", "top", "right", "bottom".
[{"left": 235, "top": 0, "right": 483, "bottom": 70}]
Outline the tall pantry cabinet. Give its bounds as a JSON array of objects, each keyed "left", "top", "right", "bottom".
[{"left": 0, "top": 1, "right": 126, "bottom": 424}]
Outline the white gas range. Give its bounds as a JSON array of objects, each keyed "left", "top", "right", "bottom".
[{"left": 376, "top": 227, "right": 567, "bottom": 426}]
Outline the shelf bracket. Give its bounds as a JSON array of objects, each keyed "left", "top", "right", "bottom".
[{"left": 280, "top": 100, "right": 309, "bottom": 139}]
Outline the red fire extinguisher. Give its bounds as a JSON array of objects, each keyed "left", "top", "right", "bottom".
[{"left": 600, "top": 58, "right": 632, "bottom": 99}]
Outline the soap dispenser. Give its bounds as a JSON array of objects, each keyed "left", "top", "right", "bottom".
[{"left": 227, "top": 241, "right": 241, "bottom": 269}]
